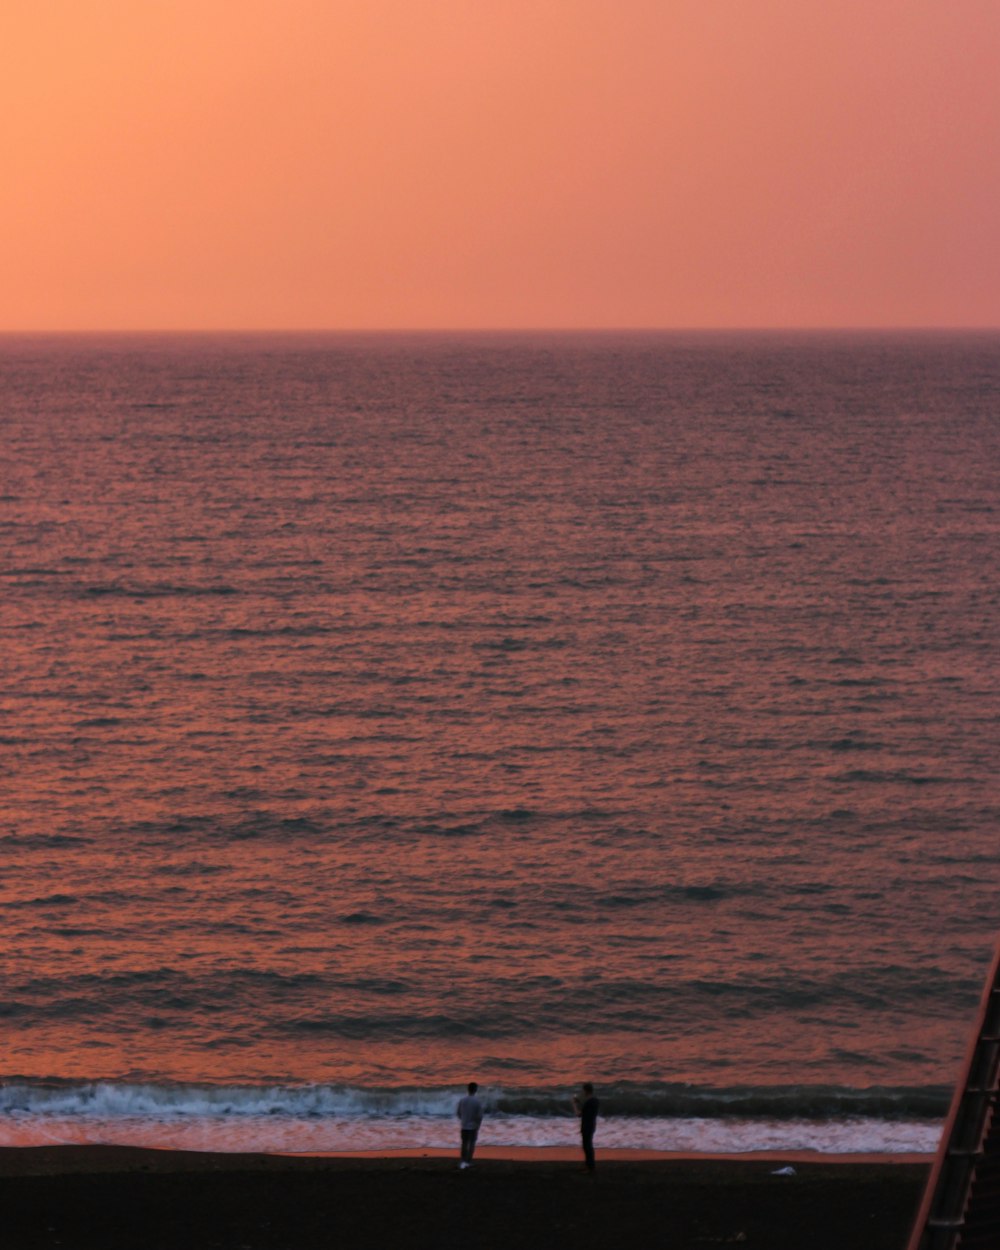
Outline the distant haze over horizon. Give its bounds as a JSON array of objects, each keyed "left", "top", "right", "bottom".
[
  {"left": 4, "top": 0, "right": 999, "bottom": 332},
  {"left": 5, "top": 325, "right": 1000, "bottom": 338}
]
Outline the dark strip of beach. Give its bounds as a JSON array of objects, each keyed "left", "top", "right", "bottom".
[{"left": 0, "top": 1147, "right": 928, "bottom": 1250}]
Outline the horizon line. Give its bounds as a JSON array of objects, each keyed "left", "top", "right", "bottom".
[{"left": 1, "top": 324, "right": 999, "bottom": 337}]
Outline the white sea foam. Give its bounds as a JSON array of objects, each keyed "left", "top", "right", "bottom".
[
  {"left": 0, "top": 1111, "right": 939, "bottom": 1155},
  {"left": 0, "top": 1080, "right": 948, "bottom": 1122},
  {"left": 0, "top": 1081, "right": 941, "bottom": 1154}
]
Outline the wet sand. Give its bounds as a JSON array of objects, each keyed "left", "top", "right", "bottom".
[{"left": 0, "top": 1146, "right": 928, "bottom": 1249}]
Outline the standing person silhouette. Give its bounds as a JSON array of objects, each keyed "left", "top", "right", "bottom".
[
  {"left": 456, "top": 1081, "right": 484, "bottom": 1169},
  {"left": 572, "top": 1082, "right": 599, "bottom": 1171}
]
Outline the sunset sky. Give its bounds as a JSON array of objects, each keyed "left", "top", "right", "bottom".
[{"left": 4, "top": 0, "right": 999, "bottom": 331}]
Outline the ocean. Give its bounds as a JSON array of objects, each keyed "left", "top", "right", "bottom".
[{"left": 2, "top": 330, "right": 998, "bottom": 1156}]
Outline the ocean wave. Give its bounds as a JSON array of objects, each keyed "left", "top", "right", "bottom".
[
  {"left": 0, "top": 833, "right": 93, "bottom": 848},
  {"left": 0, "top": 1079, "right": 950, "bottom": 1123},
  {"left": 4, "top": 962, "right": 976, "bottom": 1034},
  {"left": 80, "top": 583, "right": 242, "bottom": 598}
]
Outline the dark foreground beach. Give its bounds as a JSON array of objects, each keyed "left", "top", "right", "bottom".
[{"left": 0, "top": 1147, "right": 928, "bottom": 1250}]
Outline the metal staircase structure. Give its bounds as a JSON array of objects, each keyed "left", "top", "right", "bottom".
[{"left": 907, "top": 941, "right": 1000, "bottom": 1250}]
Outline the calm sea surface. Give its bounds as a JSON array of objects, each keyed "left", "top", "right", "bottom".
[{"left": 2, "top": 331, "right": 998, "bottom": 1154}]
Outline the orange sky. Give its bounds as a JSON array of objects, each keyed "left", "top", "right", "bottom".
[{"left": 4, "top": 0, "right": 999, "bottom": 330}]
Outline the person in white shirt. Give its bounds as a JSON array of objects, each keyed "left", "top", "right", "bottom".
[{"left": 456, "top": 1081, "right": 484, "bottom": 1169}]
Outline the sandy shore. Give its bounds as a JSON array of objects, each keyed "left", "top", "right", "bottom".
[{"left": 0, "top": 1146, "right": 928, "bottom": 1249}]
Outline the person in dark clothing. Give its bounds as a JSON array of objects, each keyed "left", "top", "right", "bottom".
[
  {"left": 572, "top": 1082, "right": 599, "bottom": 1171},
  {"left": 456, "top": 1081, "right": 484, "bottom": 1169}
]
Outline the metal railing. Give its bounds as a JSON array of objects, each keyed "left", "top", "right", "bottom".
[{"left": 906, "top": 939, "right": 1000, "bottom": 1250}]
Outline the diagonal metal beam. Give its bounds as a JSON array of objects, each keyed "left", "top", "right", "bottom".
[{"left": 906, "top": 938, "right": 1000, "bottom": 1250}]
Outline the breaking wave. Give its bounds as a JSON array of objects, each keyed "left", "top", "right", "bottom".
[
  {"left": 0, "top": 1078, "right": 949, "bottom": 1121},
  {"left": 0, "top": 1079, "right": 944, "bottom": 1156}
]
